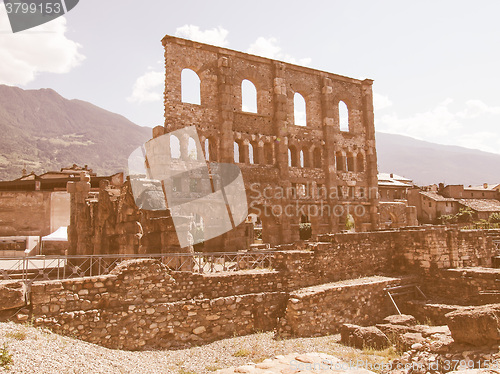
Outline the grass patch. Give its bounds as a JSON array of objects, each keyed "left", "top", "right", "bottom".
[
  {"left": 0, "top": 344, "right": 13, "bottom": 369},
  {"left": 233, "top": 348, "right": 251, "bottom": 357},
  {"left": 5, "top": 330, "right": 27, "bottom": 340},
  {"left": 205, "top": 364, "right": 222, "bottom": 371},
  {"left": 177, "top": 369, "right": 196, "bottom": 374}
]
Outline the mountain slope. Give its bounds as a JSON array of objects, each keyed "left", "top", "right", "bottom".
[
  {"left": 376, "top": 132, "right": 500, "bottom": 186},
  {"left": 0, "top": 85, "right": 152, "bottom": 180}
]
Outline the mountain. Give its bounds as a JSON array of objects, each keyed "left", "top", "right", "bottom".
[
  {"left": 1, "top": 84, "right": 499, "bottom": 186},
  {"left": 376, "top": 132, "right": 500, "bottom": 186},
  {"left": 0, "top": 85, "right": 152, "bottom": 180}
]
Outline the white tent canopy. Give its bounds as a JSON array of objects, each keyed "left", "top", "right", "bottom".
[{"left": 41, "top": 226, "right": 68, "bottom": 242}]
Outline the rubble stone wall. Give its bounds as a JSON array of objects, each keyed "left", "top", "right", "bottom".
[{"left": 280, "top": 275, "right": 412, "bottom": 337}]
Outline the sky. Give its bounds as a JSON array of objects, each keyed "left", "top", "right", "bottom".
[{"left": 1, "top": 0, "right": 500, "bottom": 154}]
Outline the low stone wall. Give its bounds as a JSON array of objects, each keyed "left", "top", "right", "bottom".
[
  {"left": 29, "top": 259, "right": 287, "bottom": 349},
  {"left": 36, "top": 292, "right": 286, "bottom": 350},
  {"left": 280, "top": 275, "right": 414, "bottom": 337},
  {"left": 422, "top": 267, "right": 500, "bottom": 305}
]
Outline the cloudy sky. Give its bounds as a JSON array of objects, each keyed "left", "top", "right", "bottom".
[{"left": 1, "top": 0, "right": 500, "bottom": 154}]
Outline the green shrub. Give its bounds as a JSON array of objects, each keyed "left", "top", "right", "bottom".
[
  {"left": 299, "top": 223, "right": 312, "bottom": 240},
  {"left": 0, "top": 344, "right": 13, "bottom": 369}
]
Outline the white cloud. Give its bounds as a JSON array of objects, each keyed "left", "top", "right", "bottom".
[
  {"left": 458, "top": 99, "right": 500, "bottom": 118},
  {"left": 175, "top": 25, "right": 229, "bottom": 47},
  {"left": 373, "top": 93, "right": 392, "bottom": 111},
  {"left": 127, "top": 70, "right": 164, "bottom": 103},
  {"left": 247, "top": 36, "right": 311, "bottom": 66},
  {"left": 376, "top": 96, "right": 500, "bottom": 154},
  {"left": 0, "top": 11, "right": 84, "bottom": 85},
  {"left": 377, "top": 98, "right": 461, "bottom": 140}
]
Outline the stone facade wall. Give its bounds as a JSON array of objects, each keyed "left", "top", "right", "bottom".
[
  {"left": 161, "top": 35, "right": 380, "bottom": 247},
  {"left": 280, "top": 275, "right": 412, "bottom": 337}
]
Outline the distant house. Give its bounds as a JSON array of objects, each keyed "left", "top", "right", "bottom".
[
  {"left": 378, "top": 173, "right": 413, "bottom": 202},
  {"left": 377, "top": 173, "right": 417, "bottom": 229},
  {"left": 407, "top": 190, "right": 458, "bottom": 223},
  {"left": 407, "top": 182, "right": 500, "bottom": 224}
]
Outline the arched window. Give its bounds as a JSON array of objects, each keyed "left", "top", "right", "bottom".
[
  {"left": 347, "top": 152, "right": 355, "bottom": 171},
  {"left": 234, "top": 142, "right": 240, "bottom": 163},
  {"left": 204, "top": 138, "right": 210, "bottom": 161},
  {"left": 188, "top": 137, "right": 197, "bottom": 160},
  {"left": 248, "top": 143, "right": 254, "bottom": 164},
  {"left": 357, "top": 153, "right": 365, "bottom": 172},
  {"left": 170, "top": 135, "right": 181, "bottom": 159},
  {"left": 251, "top": 142, "right": 259, "bottom": 164},
  {"left": 181, "top": 69, "right": 201, "bottom": 105},
  {"left": 339, "top": 101, "right": 349, "bottom": 131},
  {"left": 288, "top": 146, "right": 299, "bottom": 167},
  {"left": 241, "top": 79, "right": 257, "bottom": 113},
  {"left": 294, "top": 93, "right": 307, "bottom": 127},
  {"left": 299, "top": 150, "right": 304, "bottom": 168},
  {"left": 336, "top": 151, "right": 345, "bottom": 171}
]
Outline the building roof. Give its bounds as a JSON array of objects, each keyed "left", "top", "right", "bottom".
[
  {"left": 464, "top": 183, "right": 500, "bottom": 191},
  {"left": 378, "top": 173, "right": 413, "bottom": 188},
  {"left": 378, "top": 173, "right": 413, "bottom": 182},
  {"left": 458, "top": 199, "right": 500, "bottom": 212},
  {"left": 420, "top": 191, "right": 456, "bottom": 202}
]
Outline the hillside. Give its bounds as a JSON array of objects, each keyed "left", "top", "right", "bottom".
[
  {"left": 0, "top": 85, "right": 151, "bottom": 180},
  {"left": 1, "top": 84, "right": 499, "bottom": 186},
  {"left": 376, "top": 132, "right": 500, "bottom": 186}
]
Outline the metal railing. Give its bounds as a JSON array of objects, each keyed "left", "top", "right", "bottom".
[{"left": 0, "top": 251, "right": 276, "bottom": 285}]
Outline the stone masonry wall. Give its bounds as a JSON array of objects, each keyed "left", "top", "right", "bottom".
[
  {"left": 280, "top": 275, "right": 414, "bottom": 337},
  {"left": 30, "top": 259, "right": 286, "bottom": 349},
  {"left": 423, "top": 267, "right": 500, "bottom": 305}
]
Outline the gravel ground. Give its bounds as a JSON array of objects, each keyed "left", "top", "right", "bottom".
[{"left": 0, "top": 322, "right": 399, "bottom": 374}]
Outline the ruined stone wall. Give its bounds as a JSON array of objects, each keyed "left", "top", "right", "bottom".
[
  {"left": 280, "top": 275, "right": 412, "bottom": 337},
  {"left": 68, "top": 176, "right": 180, "bottom": 256},
  {"left": 423, "top": 267, "right": 500, "bottom": 304},
  {"left": 29, "top": 259, "right": 287, "bottom": 349},
  {"left": 317, "top": 226, "right": 494, "bottom": 275},
  {"left": 0, "top": 191, "right": 53, "bottom": 237},
  {"left": 273, "top": 235, "right": 396, "bottom": 290},
  {"left": 161, "top": 35, "right": 380, "bottom": 247}
]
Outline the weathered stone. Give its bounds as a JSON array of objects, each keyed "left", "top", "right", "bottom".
[
  {"left": 340, "top": 323, "right": 390, "bottom": 350},
  {"left": 383, "top": 314, "right": 417, "bottom": 326},
  {"left": 0, "top": 281, "right": 26, "bottom": 311},
  {"left": 445, "top": 304, "right": 500, "bottom": 346}
]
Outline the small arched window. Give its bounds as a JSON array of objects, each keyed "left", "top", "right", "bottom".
[
  {"left": 234, "top": 142, "right": 240, "bottom": 163},
  {"left": 181, "top": 69, "right": 201, "bottom": 105},
  {"left": 294, "top": 93, "right": 307, "bottom": 127},
  {"left": 336, "top": 151, "right": 345, "bottom": 171},
  {"left": 204, "top": 138, "right": 210, "bottom": 161},
  {"left": 241, "top": 79, "right": 257, "bottom": 113},
  {"left": 248, "top": 143, "right": 254, "bottom": 164},
  {"left": 289, "top": 146, "right": 299, "bottom": 167},
  {"left": 188, "top": 137, "right": 197, "bottom": 160},
  {"left": 357, "top": 153, "right": 365, "bottom": 172},
  {"left": 170, "top": 135, "right": 181, "bottom": 159},
  {"left": 347, "top": 152, "right": 355, "bottom": 171},
  {"left": 339, "top": 101, "right": 349, "bottom": 131}
]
